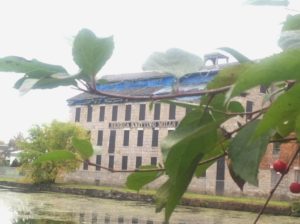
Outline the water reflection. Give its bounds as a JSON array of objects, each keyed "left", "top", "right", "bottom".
[{"left": 0, "top": 186, "right": 299, "bottom": 224}]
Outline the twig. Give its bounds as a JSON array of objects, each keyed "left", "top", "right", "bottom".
[
  {"left": 83, "top": 152, "right": 227, "bottom": 173},
  {"left": 89, "top": 85, "right": 231, "bottom": 101},
  {"left": 253, "top": 145, "right": 300, "bottom": 224}
]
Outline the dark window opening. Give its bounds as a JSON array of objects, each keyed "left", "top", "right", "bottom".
[
  {"left": 125, "top": 105, "right": 131, "bottom": 121},
  {"left": 112, "top": 105, "right": 118, "bottom": 121},
  {"left": 136, "top": 156, "right": 142, "bottom": 169},
  {"left": 109, "top": 155, "right": 114, "bottom": 169},
  {"left": 75, "top": 108, "right": 81, "bottom": 122},
  {"left": 151, "top": 157, "right": 157, "bottom": 166},
  {"left": 260, "top": 85, "right": 268, "bottom": 93},
  {"left": 152, "top": 129, "right": 159, "bottom": 147},
  {"left": 83, "top": 160, "right": 89, "bottom": 170},
  {"left": 273, "top": 142, "right": 281, "bottom": 155},
  {"left": 137, "top": 130, "right": 144, "bottom": 146},
  {"left": 122, "top": 156, "right": 128, "bottom": 170},
  {"left": 108, "top": 130, "right": 116, "bottom": 153},
  {"left": 169, "top": 104, "right": 176, "bottom": 120},
  {"left": 246, "top": 100, "right": 253, "bottom": 120},
  {"left": 123, "top": 130, "right": 130, "bottom": 146},
  {"left": 96, "top": 155, "right": 101, "bottom": 171},
  {"left": 99, "top": 106, "right": 105, "bottom": 122},
  {"left": 139, "top": 104, "right": 146, "bottom": 121},
  {"left": 87, "top": 105, "right": 93, "bottom": 122},
  {"left": 97, "top": 130, "right": 103, "bottom": 146},
  {"left": 154, "top": 103, "right": 161, "bottom": 120}
]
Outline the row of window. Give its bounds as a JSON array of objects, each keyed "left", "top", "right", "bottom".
[
  {"left": 83, "top": 155, "right": 157, "bottom": 171},
  {"left": 97, "top": 129, "right": 165, "bottom": 151},
  {"left": 75, "top": 103, "right": 177, "bottom": 123}
]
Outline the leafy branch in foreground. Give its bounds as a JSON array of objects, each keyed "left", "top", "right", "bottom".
[{"left": 2, "top": 10, "right": 300, "bottom": 223}]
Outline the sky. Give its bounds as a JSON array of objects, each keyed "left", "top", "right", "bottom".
[{"left": 0, "top": 0, "right": 299, "bottom": 143}]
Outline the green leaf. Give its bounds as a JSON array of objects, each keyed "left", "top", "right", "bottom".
[
  {"left": 207, "top": 63, "right": 251, "bottom": 89},
  {"left": 282, "top": 14, "right": 300, "bottom": 32},
  {"left": 158, "top": 109, "right": 224, "bottom": 222},
  {"left": 228, "top": 120, "right": 271, "bottom": 186},
  {"left": 229, "top": 50, "right": 300, "bottom": 98},
  {"left": 276, "top": 119, "right": 295, "bottom": 137},
  {"left": 72, "top": 137, "right": 93, "bottom": 159},
  {"left": 72, "top": 29, "right": 114, "bottom": 78},
  {"left": 227, "top": 159, "right": 246, "bottom": 191},
  {"left": 218, "top": 47, "right": 251, "bottom": 63},
  {"left": 143, "top": 48, "right": 203, "bottom": 78},
  {"left": 126, "top": 165, "right": 163, "bottom": 191},
  {"left": 0, "top": 56, "right": 67, "bottom": 75},
  {"left": 227, "top": 101, "right": 244, "bottom": 113},
  {"left": 255, "top": 83, "right": 300, "bottom": 137},
  {"left": 295, "top": 115, "right": 300, "bottom": 139},
  {"left": 195, "top": 146, "right": 224, "bottom": 177},
  {"left": 35, "top": 150, "right": 76, "bottom": 163}
]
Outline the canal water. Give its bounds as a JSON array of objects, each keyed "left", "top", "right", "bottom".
[{"left": 0, "top": 185, "right": 299, "bottom": 224}]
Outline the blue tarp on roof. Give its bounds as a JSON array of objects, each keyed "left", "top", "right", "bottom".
[{"left": 96, "top": 70, "right": 219, "bottom": 92}]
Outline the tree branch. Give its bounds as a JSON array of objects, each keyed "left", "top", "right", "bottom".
[
  {"left": 89, "top": 85, "right": 231, "bottom": 101},
  {"left": 253, "top": 145, "right": 300, "bottom": 224}
]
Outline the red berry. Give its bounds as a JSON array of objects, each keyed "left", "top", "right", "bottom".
[
  {"left": 290, "top": 182, "right": 300, "bottom": 193},
  {"left": 273, "top": 160, "right": 287, "bottom": 174}
]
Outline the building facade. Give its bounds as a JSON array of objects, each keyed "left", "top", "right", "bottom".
[{"left": 65, "top": 67, "right": 300, "bottom": 199}]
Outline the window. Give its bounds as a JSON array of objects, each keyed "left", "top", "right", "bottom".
[
  {"left": 139, "top": 104, "right": 146, "bottom": 121},
  {"left": 260, "top": 85, "right": 268, "bottom": 93},
  {"left": 108, "top": 130, "right": 116, "bottom": 153},
  {"left": 97, "top": 130, "right": 103, "bottom": 146},
  {"left": 75, "top": 108, "right": 81, "bottom": 122},
  {"left": 136, "top": 156, "right": 142, "bottom": 168},
  {"left": 137, "top": 130, "right": 144, "bottom": 146},
  {"left": 108, "top": 155, "right": 114, "bottom": 169},
  {"left": 125, "top": 105, "right": 131, "bottom": 121},
  {"left": 123, "top": 130, "right": 130, "bottom": 146},
  {"left": 112, "top": 105, "right": 118, "bottom": 121},
  {"left": 154, "top": 103, "right": 161, "bottom": 120},
  {"left": 96, "top": 155, "right": 101, "bottom": 171},
  {"left": 99, "top": 106, "right": 105, "bottom": 122},
  {"left": 151, "top": 157, "right": 157, "bottom": 166},
  {"left": 87, "top": 105, "right": 93, "bottom": 122},
  {"left": 169, "top": 104, "right": 176, "bottom": 120},
  {"left": 152, "top": 129, "right": 159, "bottom": 147},
  {"left": 246, "top": 100, "right": 253, "bottom": 120},
  {"left": 122, "top": 156, "right": 128, "bottom": 170},
  {"left": 83, "top": 160, "right": 88, "bottom": 170},
  {"left": 273, "top": 142, "right": 281, "bottom": 155}
]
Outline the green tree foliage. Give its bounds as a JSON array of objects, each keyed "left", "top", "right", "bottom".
[
  {"left": 1, "top": 6, "right": 300, "bottom": 223},
  {"left": 18, "top": 121, "right": 89, "bottom": 184}
]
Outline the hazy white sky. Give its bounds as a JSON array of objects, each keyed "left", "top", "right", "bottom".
[{"left": 0, "top": 0, "right": 299, "bottom": 142}]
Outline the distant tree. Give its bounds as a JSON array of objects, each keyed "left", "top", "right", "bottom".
[
  {"left": 8, "top": 133, "right": 25, "bottom": 149},
  {"left": 18, "top": 121, "right": 89, "bottom": 184},
  {"left": 0, "top": 140, "right": 5, "bottom": 145}
]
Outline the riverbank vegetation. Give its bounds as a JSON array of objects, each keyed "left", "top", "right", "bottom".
[{"left": 0, "top": 178, "right": 293, "bottom": 216}]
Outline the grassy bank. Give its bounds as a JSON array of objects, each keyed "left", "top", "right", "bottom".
[{"left": 0, "top": 177, "right": 294, "bottom": 216}]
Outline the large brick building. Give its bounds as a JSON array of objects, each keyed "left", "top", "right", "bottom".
[{"left": 64, "top": 59, "right": 300, "bottom": 199}]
